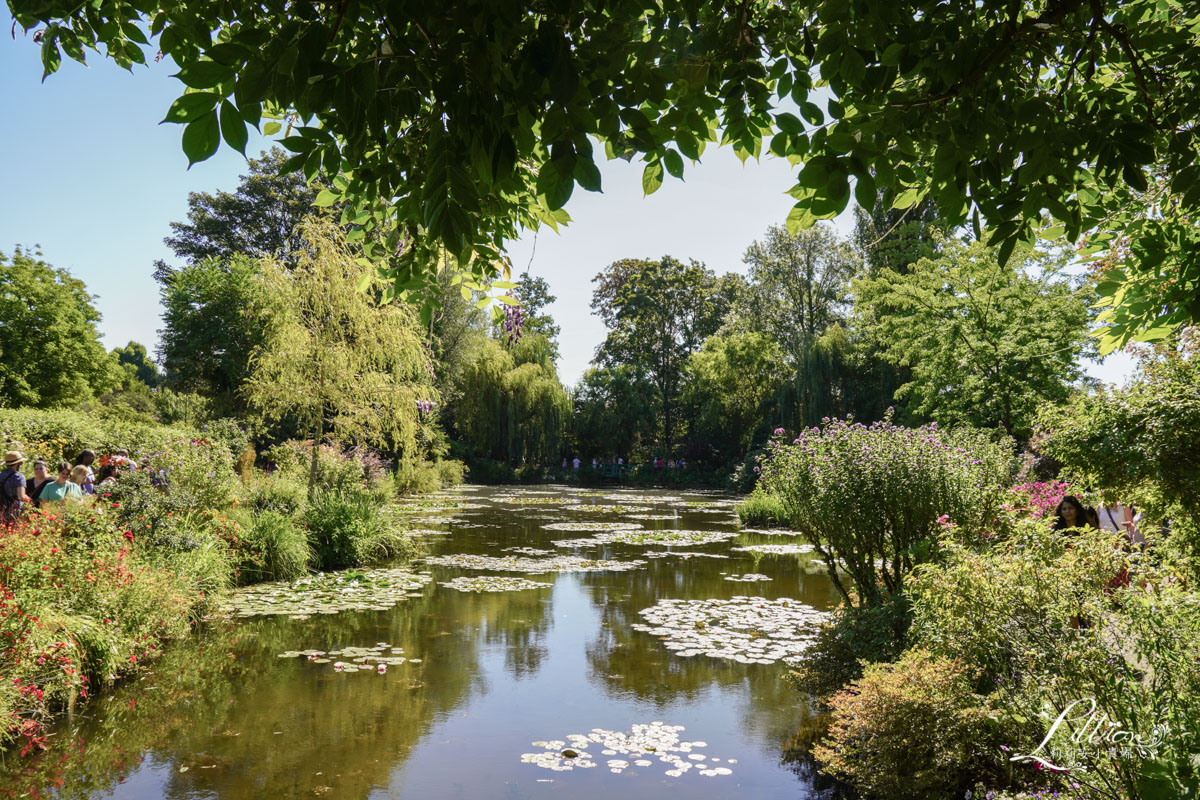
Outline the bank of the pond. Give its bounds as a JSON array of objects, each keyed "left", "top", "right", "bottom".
[
  {"left": 0, "top": 437, "right": 460, "bottom": 756},
  {"left": 1, "top": 485, "right": 844, "bottom": 800}
]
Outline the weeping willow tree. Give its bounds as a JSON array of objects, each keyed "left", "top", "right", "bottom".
[
  {"left": 244, "top": 219, "right": 435, "bottom": 496},
  {"left": 453, "top": 334, "right": 570, "bottom": 466}
]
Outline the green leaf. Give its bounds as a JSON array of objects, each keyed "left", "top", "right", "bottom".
[
  {"left": 891, "top": 186, "right": 924, "bottom": 209},
  {"left": 574, "top": 157, "right": 603, "bottom": 192},
  {"left": 800, "top": 101, "right": 824, "bottom": 126},
  {"left": 663, "top": 149, "right": 685, "bottom": 179},
  {"left": 219, "top": 100, "right": 248, "bottom": 155},
  {"left": 161, "top": 92, "right": 221, "bottom": 124},
  {"left": 786, "top": 202, "right": 818, "bottom": 233},
  {"left": 881, "top": 43, "right": 906, "bottom": 66},
  {"left": 495, "top": 294, "right": 519, "bottom": 305},
  {"left": 775, "top": 112, "right": 804, "bottom": 134},
  {"left": 262, "top": 121, "right": 282, "bottom": 136},
  {"left": 182, "top": 110, "right": 220, "bottom": 166},
  {"left": 313, "top": 189, "right": 340, "bottom": 207},
  {"left": 176, "top": 60, "right": 235, "bottom": 89},
  {"left": 41, "top": 40, "right": 62, "bottom": 81},
  {"left": 356, "top": 271, "right": 373, "bottom": 293},
  {"left": 642, "top": 160, "right": 665, "bottom": 196},
  {"left": 475, "top": 297, "right": 492, "bottom": 309}
]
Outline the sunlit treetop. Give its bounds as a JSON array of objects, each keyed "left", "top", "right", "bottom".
[{"left": 10, "top": 0, "right": 1200, "bottom": 347}]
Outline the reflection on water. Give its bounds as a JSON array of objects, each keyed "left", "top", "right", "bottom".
[{"left": 2, "top": 486, "right": 844, "bottom": 799}]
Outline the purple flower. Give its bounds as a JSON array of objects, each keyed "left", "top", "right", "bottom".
[{"left": 774, "top": 427, "right": 786, "bottom": 435}]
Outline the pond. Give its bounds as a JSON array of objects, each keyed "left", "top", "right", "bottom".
[{"left": 1, "top": 486, "right": 845, "bottom": 799}]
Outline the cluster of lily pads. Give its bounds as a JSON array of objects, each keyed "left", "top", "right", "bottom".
[
  {"left": 737, "top": 528, "right": 804, "bottom": 536},
  {"left": 424, "top": 553, "right": 646, "bottom": 574},
  {"left": 520, "top": 722, "right": 735, "bottom": 777},
  {"left": 492, "top": 496, "right": 565, "bottom": 505},
  {"left": 217, "top": 568, "right": 431, "bottom": 619},
  {"left": 600, "top": 494, "right": 683, "bottom": 503},
  {"left": 438, "top": 576, "right": 553, "bottom": 593},
  {"left": 731, "top": 544, "right": 815, "bottom": 555},
  {"left": 552, "top": 529, "right": 740, "bottom": 548},
  {"left": 541, "top": 521, "right": 643, "bottom": 532},
  {"left": 277, "top": 642, "right": 421, "bottom": 672},
  {"left": 563, "top": 504, "right": 652, "bottom": 514},
  {"left": 723, "top": 573, "right": 772, "bottom": 582},
  {"left": 632, "top": 596, "right": 828, "bottom": 664},
  {"left": 625, "top": 513, "right": 678, "bottom": 521},
  {"left": 501, "top": 546, "right": 555, "bottom": 556},
  {"left": 644, "top": 551, "right": 729, "bottom": 559}
]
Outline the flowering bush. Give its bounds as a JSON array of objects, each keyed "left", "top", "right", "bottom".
[
  {"left": 911, "top": 519, "right": 1200, "bottom": 799},
  {"left": 759, "top": 413, "right": 1014, "bottom": 607},
  {"left": 1006, "top": 481, "right": 1073, "bottom": 520},
  {"left": 1, "top": 507, "right": 200, "bottom": 754}
]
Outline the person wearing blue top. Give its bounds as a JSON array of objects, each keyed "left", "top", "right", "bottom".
[{"left": 1, "top": 451, "right": 31, "bottom": 523}]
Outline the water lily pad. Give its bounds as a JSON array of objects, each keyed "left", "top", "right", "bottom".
[
  {"left": 541, "top": 521, "right": 643, "bottom": 532},
  {"left": 424, "top": 553, "right": 646, "bottom": 574},
  {"left": 553, "top": 529, "right": 739, "bottom": 547},
  {"left": 631, "top": 596, "right": 829, "bottom": 664},
  {"left": 438, "top": 576, "right": 553, "bottom": 593},
  {"left": 730, "top": 544, "right": 814, "bottom": 555}
]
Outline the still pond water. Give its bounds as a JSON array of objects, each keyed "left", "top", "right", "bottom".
[{"left": 3, "top": 485, "right": 844, "bottom": 799}]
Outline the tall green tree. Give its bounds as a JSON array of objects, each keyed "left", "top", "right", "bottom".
[
  {"left": 110, "top": 341, "right": 160, "bottom": 388},
  {"left": 17, "top": 0, "right": 1199, "bottom": 343},
  {"left": 153, "top": 148, "right": 318, "bottom": 282},
  {"left": 591, "top": 256, "right": 727, "bottom": 447},
  {"left": 452, "top": 335, "right": 570, "bottom": 465},
  {"left": 157, "top": 254, "right": 267, "bottom": 412},
  {"left": 682, "top": 331, "right": 784, "bottom": 462},
  {"left": 0, "top": 247, "right": 119, "bottom": 408},
  {"left": 854, "top": 234, "right": 1095, "bottom": 439},
  {"left": 243, "top": 220, "right": 434, "bottom": 495},
  {"left": 571, "top": 365, "right": 656, "bottom": 459}
]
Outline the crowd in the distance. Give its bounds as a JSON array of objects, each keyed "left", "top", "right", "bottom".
[{"left": 0, "top": 448, "right": 137, "bottom": 523}]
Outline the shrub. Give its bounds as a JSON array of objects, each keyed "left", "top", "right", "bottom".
[
  {"left": 248, "top": 474, "right": 308, "bottom": 517},
  {"left": 736, "top": 488, "right": 788, "bottom": 527},
  {"left": 1, "top": 508, "right": 203, "bottom": 753},
  {"left": 301, "top": 489, "right": 413, "bottom": 570},
  {"left": 435, "top": 458, "right": 466, "bottom": 487},
  {"left": 787, "top": 597, "right": 911, "bottom": 701},
  {"left": 1038, "top": 351, "right": 1200, "bottom": 577},
  {"left": 813, "top": 649, "right": 995, "bottom": 799},
  {"left": 910, "top": 519, "right": 1200, "bottom": 798},
  {"left": 760, "top": 414, "right": 1014, "bottom": 607},
  {"left": 394, "top": 457, "right": 441, "bottom": 494},
  {"left": 232, "top": 510, "right": 311, "bottom": 583}
]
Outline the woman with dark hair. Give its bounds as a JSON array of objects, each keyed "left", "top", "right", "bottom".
[{"left": 1053, "top": 495, "right": 1096, "bottom": 531}]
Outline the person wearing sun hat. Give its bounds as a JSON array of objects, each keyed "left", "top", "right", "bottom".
[{"left": 1, "top": 451, "right": 31, "bottom": 524}]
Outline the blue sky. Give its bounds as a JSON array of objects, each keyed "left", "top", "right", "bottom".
[{"left": 1, "top": 23, "right": 1134, "bottom": 388}]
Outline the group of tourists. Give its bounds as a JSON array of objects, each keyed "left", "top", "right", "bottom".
[
  {"left": 0, "top": 448, "right": 135, "bottom": 523},
  {"left": 558, "top": 456, "right": 687, "bottom": 471},
  {"left": 1054, "top": 494, "right": 1144, "bottom": 545}
]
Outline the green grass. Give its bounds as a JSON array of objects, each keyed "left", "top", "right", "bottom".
[{"left": 737, "top": 489, "right": 789, "bottom": 527}]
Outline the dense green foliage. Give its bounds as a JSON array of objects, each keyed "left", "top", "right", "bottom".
[
  {"left": 158, "top": 254, "right": 267, "bottom": 408},
  {"left": 760, "top": 417, "right": 1014, "bottom": 607},
  {"left": 245, "top": 220, "right": 434, "bottom": 494},
  {"left": 0, "top": 248, "right": 120, "bottom": 408},
  {"left": 452, "top": 335, "right": 571, "bottom": 466},
  {"left": 591, "top": 256, "right": 734, "bottom": 449},
  {"left": 855, "top": 235, "right": 1096, "bottom": 440},
  {"left": 13, "top": 0, "right": 1200, "bottom": 344},
  {"left": 1039, "top": 344, "right": 1200, "bottom": 572},
  {"left": 154, "top": 148, "right": 320, "bottom": 279}
]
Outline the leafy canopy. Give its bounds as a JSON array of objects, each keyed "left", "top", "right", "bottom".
[
  {"left": 0, "top": 247, "right": 120, "bottom": 408},
  {"left": 243, "top": 219, "right": 434, "bottom": 492},
  {"left": 854, "top": 234, "right": 1095, "bottom": 440},
  {"left": 11, "top": 0, "right": 1200, "bottom": 342}
]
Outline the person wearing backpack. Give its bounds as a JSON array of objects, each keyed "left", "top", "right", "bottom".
[{"left": 1, "top": 451, "right": 31, "bottom": 524}]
